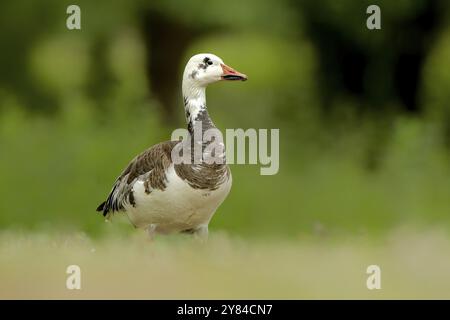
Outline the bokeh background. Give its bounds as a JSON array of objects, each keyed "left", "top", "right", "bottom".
[
  {"left": 2, "top": 0, "right": 450, "bottom": 300},
  {"left": 0, "top": 0, "right": 449, "bottom": 238}
]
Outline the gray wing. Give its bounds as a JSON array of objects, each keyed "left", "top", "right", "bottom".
[{"left": 96, "top": 141, "right": 178, "bottom": 217}]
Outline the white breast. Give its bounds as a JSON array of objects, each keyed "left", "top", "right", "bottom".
[{"left": 124, "top": 164, "right": 232, "bottom": 233}]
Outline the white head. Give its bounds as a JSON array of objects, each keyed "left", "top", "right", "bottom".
[
  {"left": 181, "top": 53, "right": 247, "bottom": 124},
  {"left": 182, "top": 53, "right": 247, "bottom": 92}
]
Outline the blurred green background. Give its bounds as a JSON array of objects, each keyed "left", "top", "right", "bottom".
[{"left": 0, "top": 0, "right": 449, "bottom": 238}]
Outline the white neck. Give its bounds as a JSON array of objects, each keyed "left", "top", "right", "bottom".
[
  {"left": 181, "top": 77, "right": 221, "bottom": 158},
  {"left": 182, "top": 79, "right": 207, "bottom": 125}
]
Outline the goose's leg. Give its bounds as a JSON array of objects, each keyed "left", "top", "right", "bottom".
[
  {"left": 146, "top": 224, "right": 157, "bottom": 240},
  {"left": 193, "top": 224, "right": 209, "bottom": 242}
]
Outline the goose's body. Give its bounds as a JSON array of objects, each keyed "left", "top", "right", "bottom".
[
  {"left": 124, "top": 153, "right": 232, "bottom": 234},
  {"left": 96, "top": 53, "right": 247, "bottom": 239}
]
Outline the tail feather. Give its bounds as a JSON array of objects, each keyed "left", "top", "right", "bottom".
[
  {"left": 97, "top": 183, "right": 122, "bottom": 217},
  {"left": 96, "top": 201, "right": 107, "bottom": 215}
]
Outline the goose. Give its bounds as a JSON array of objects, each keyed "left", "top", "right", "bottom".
[{"left": 96, "top": 53, "right": 247, "bottom": 240}]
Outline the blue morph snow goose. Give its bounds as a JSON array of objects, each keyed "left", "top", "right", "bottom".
[{"left": 97, "top": 53, "right": 247, "bottom": 239}]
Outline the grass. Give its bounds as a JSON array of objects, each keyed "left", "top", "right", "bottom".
[{"left": 1, "top": 228, "right": 450, "bottom": 299}]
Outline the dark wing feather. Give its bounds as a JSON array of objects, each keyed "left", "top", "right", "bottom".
[{"left": 97, "top": 141, "right": 178, "bottom": 217}]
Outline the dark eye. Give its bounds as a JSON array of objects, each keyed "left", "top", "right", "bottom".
[{"left": 203, "top": 57, "right": 213, "bottom": 67}]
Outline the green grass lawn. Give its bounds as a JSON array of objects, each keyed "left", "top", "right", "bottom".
[{"left": 1, "top": 228, "right": 450, "bottom": 299}]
